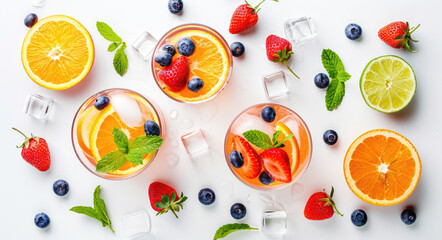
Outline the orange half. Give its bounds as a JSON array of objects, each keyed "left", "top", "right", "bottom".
[
  {"left": 344, "top": 129, "right": 421, "bottom": 206},
  {"left": 164, "top": 30, "right": 230, "bottom": 102},
  {"left": 21, "top": 15, "right": 94, "bottom": 90}
]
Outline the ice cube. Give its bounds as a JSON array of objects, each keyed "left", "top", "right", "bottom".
[
  {"left": 261, "top": 210, "right": 287, "bottom": 235},
  {"left": 23, "top": 94, "right": 53, "bottom": 120},
  {"left": 263, "top": 71, "right": 289, "bottom": 99},
  {"left": 109, "top": 93, "right": 143, "bottom": 128},
  {"left": 181, "top": 129, "right": 209, "bottom": 156},
  {"left": 132, "top": 31, "right": 157, "bottom": 61},
  {"left": 231, "top": 114, "right": 275, "bottom": 137},
  {"left": 284, "top": 16, "right": 317, "bottom": 45},
  {"left": 123, "top": 210, "right": 150, "bottom": 239}
]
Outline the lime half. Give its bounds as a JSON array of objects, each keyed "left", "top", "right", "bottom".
[{"left": 360, "top": 55, "right": 416, "bottom": 113}]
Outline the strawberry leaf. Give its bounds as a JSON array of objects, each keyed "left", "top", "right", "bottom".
[{"left": 162, "top": 195, "right": 170, "bottom": 205}]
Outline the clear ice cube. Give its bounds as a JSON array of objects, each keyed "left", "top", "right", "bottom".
[
  {"left": 261, "top": 210, "right": 287, "bottom": 235},
  {"left": 123, "top": 210, "right": 150, "bottom": 239},
  {"left": 109, "top": 92, "right": 143, "bottom": 128},
  {"left": 31, "top": 0, "right": 46, "bottom": 7},
  {"left": 132, "top": 31, "right": 157, "bottom": 61},
  {"left": 263, "top": 71, "right": 289, "bottom": 99},
  {"left": 284, "top": 16, "right": 317, "bottom": 45},
  {"left": 231, "top": 114, "right": 274, "bottom": 137},
  {"left": 23, "top": 94, "right": 53, "bottom": 120},
  {"left": 180, "top": 129, "right": 209, "bottom": 156}
]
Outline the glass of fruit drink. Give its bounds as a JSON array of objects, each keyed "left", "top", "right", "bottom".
[
  {"left": 224, "top": 104, "right": 312, "bottom": 190},
  {"left": 71, "top": 89, "right": 165, "bottom": 180},
  {"left": 151, "top": 24, "right": 232, "bottom": 103}
]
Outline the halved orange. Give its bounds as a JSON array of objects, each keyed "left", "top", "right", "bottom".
[
  {"left": 344, "top": 129, "right": 421, "bottom": 206},
  {"left": 22, "top": 15, "right": 94, "bottom": 90},
  {"left": 89, "top": 94, "right": 160, "bottom": 175},
  {"left": 164, "top": 30, "right": 230, "bottom": 102},
  {"left": 276, "top": 122, "right": 299, "bottom": 173}
]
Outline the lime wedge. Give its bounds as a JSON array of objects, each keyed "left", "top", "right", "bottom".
[{"left": 360, "top": 55, "right": 416, "bottom": 113}]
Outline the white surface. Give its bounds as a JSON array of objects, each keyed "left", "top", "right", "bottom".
[{"left": 0, "top": 0, "right": 440, "bottom": 239}]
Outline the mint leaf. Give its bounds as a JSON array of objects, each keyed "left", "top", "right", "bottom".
[
  {"left": 274, "top": 134, "right": 294, "bottom": 148},
  {"left": 242, "top": 130, "right": 273, "bottom": 150},
  {"left": 125, "top": 148, "right": 144, "bottom": 165},
  {"left": 112, "top": 128, "right": 128, "bottom": 153},
  {"left": 213, "top": 223, "right": 258, "bottom": 240},
  {"left": 96, "top": 22, "right": 122, "bottom": 42},
  {"left": 108, "top": 42, "right": 120, "bottom": 52},
  {"left": 325, "top": 79, "right": 345, "bottom": 111},
  {"left": 337, "top": 71, "right": 351, "bottom": 82},
  {"left": 70, "top": 206, "right": 101, "bottom": 221},
  {"left": 272, "top": 130, "right": 282, "bottom": 146},
  {"left": 70, "top": 186, "right": 114, "bottom": 233},
  {"left": 114, "top": 43, "right": 128, "bottom": 77},
  {"left": 129, "top": 135, "right": 163, "bottom": 155},
  {"left": 96, "top": 151, "right": 126, "bottom": 173},
  {"left": 321, "top": 49, "right": 344, "bottom": 79}
]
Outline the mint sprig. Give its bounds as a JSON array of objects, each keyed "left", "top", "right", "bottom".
[
  {"left": 96, "top": 21, "right": 128, "bottom": 76},
  {"left": 95, "top": 128, "right": 163, "bottom": 173},
  {"left": 213, "top": 223, "right": 258, "bottom": 240},
  {"left": 70, "top": 185, "right": 114, "bottom": 233},
  {"left": 321, "top": 49, "right": 351, "bottom": 111},
  {"left": 243, "top": 129, "right": 292, "bottom": 149}
]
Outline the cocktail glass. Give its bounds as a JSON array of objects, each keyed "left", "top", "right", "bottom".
[
  {"left": 71, "top": 88, "right": 165, "bottom": 180},
  {"left": 224, "top": 103, "right": 312, "bottom": 190},
  {"left": 151, "top": 24, "right": 233, "bottom": 103}
]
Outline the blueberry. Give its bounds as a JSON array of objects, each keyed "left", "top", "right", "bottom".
[
  {"left": 34, "top": 213, "right": 50, "bottom": 228},
  {"left": 198, "top": 188, "right": 216, "bottom": 205},
  {"left": 161, "top": 44, "right": 176, "bottom": 57},
  {"left": 187, "top": 78, "right": 204, "bottom": 92},
  {"left": 154, "top": 51, "right": 173, "bottom": 67},
  {"left": 401, "top": 209, "right": 416, "bottom": 225},
  {"left": 228, "top": 150, "right": 244, "bottom": 168},
  {"left": 144, "top": 120, "right": 160, "bottom": 136},
  {"left": 53, "top": 179, "right": 69, "bottom": 196},
  {"left": 323, "top": 129, "right": 338, "bottom": 145},
  {"left": 168, "top": 0, "right": 183, "bottom": 14},
  {"left": 177, "top": 38, "right": 195, "bottom": 56},
  {"left": 345, "top": 23, "right": 362, "bottom": 40},
  {"left": 24, "top": 13, "right": 38, "bottom": 28},
  {"left": 259, "top": 171, "right": 274, "bottom": 185},
  {"left": 351, "top": 209, "right": 367, "bottom": 227},
  {"left": 314, "top": 73, "right": 330, "bottom": 88},
  {"left": 94, "top": 96, "right": 109, "bottom": 110},
  {"left": 261, "top": 106, "right": 276, "bottom": 123},
  {"left": 230, "top": 203, "right": 247, "bottom": 219},
  {"left": 230, "top": 42, "right": 245, "bottom": 57}
]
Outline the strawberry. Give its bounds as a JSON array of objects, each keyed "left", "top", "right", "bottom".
[
  {"left": 148, "top": 182, "right": 188, "bottom": 219},
  {"left": 265, "top": 35, "right": 299, "bottom": 79},
  {"left": 233, "top": 135, "right": 261, "bottom": 179},
  {"left": 13, "top": 127, "right": 50, "bottom": 172},
  {"left": 304, "top": 186, "right": 343, "bottom": 220},
  {"left": 378, "top": 21, "right": 420, "bottom": 52},
  {"left": 229, "top": 0, "right": 278, "bottom": 34},
  {"left": 158, "top": 56, "right": 189, "bottom": 92},
  {"left": 260, "top": 148, "right": 291, "bottom": 183}
]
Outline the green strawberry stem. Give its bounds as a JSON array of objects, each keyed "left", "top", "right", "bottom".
[
  {"left": 284, "top": 61, "right": 300, "bottom": 79},
  {"left": 169, "top": 208, "right": 179, "bottom": 219},
  {"left": 108, "top": 225, "right": 115, "bottom": 233},
  {"left": 403, "top": 22, "right": 420, "bottom": 53},
  {"left": 12, "top": 127, "right": 32, "bottom": 148},
  {"left": 246, "top": 0, "right": 278, "bottom": 13},
  {"left": 319, "top": 186, "right": 343, "bottom": 217}
]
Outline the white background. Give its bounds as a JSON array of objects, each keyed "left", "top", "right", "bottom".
[{"left": 0, "top": 0, "right": 440, "bottom": 239}]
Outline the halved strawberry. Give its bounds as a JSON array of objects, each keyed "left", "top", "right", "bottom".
[
  {"left": 233, "top": 135, "right": 261, "bottom": 179},
  {"left": 260, "top": 148, "right": 291, "bottom": 183}
]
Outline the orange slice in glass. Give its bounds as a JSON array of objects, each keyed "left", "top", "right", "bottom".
[
  {"left": 276, "top": 122, "right": 299, "bottom": 174},
  {"left": 21, "top": 15, "right": 94, "bottom": 90},
  {"left": 344, "top": 129, "right": 421, "bottom": 206},
  {"left": 165, "top": 30, "right": 230, "bottom": 102}
]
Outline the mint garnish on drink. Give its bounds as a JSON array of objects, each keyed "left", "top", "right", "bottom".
[
  {"left": 321, "top": 49, "right": 351, "bottom": 111},
  {"left": 70, "top": 185, "right": 114, "bottom": 233},
  {"left": 213, "top": 223, "right": 258, "bottom": 240},
  {"left": 95, "top": 128, "right": 163, "bottom": 173},
  {"left": 96, "top": 21, "right": 128, "bottom": 76},
  {"left": 242, "top": 129, "right": 293, "bottom": 149}
]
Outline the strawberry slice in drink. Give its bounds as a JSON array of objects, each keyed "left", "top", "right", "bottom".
[
  {"left": 260, "top": 148, "right": 291, "bottom": 183},
  {"left": 233, "top": 135, "right": 261, "bottom": 179}
]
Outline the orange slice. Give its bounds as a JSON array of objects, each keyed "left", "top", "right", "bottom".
[
  {"left": 22, "top": 15, "right": 94, "bottom": 90},
  {"left": 344, "top": 129, "right": 421, "bottom": 206},
  {"left": 165, "top": 30, "right": 230, "bottom": 102},
  {"left": 76, "top": 106, "right": 100, "bottom": 157},
  {"left": 276, "top": 122, "right": 299, "bottom": 173},
  {"left": 89, "top": 94, "right": 160, "bottom": 175}
]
